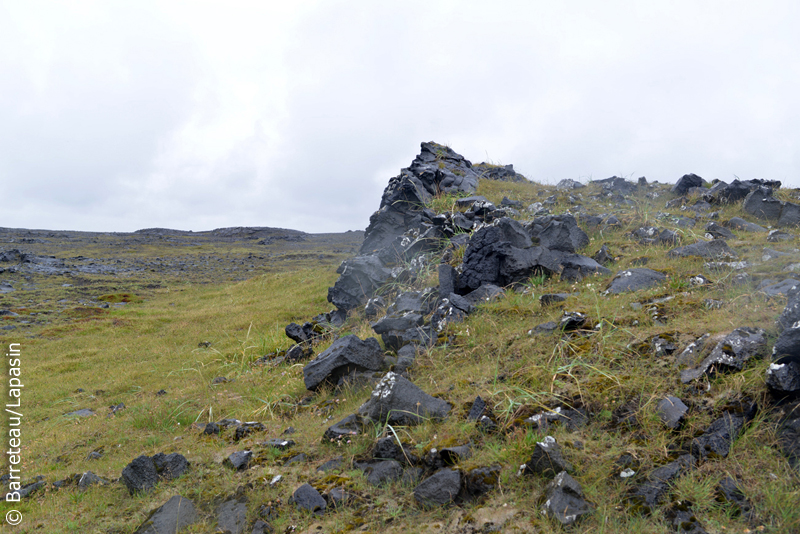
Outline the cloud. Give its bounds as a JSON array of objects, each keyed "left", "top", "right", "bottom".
[{"left": 1, "top": 1, "right": 799, "bottom": 232}]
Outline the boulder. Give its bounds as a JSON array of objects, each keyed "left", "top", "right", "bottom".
[
  {"left": 778, "top": 286, "right": 800, "bottom": 331},
  {"left": 605, "top": 268, "right": 666, "bottom": 294},
  {"left": 215, "top": 499, "right": 248, "bottom": 534},
  {"left": 151, "top": 453, "right": 188, "bottom": 481},
  {"left": 473, "top": 163, "right": 526, "bottom": 182},
  {"left": 133, "top": 496, "right": 199, "bottom": 534},
  {"left": 743, "top": 187, "right": 783, "bottom": 220},
  {"left": 779, "top": 201, "right": 800, "bottom": 227},
  {"left": 323, "top": 414, "right": 368, "bottom": 442},
  {"left": 592, "top": 244, "right": 614, "bottom": 265},
  {"left": 759, "top": 278, "right": 799, "bottom": 297},
  {"left": 704, "top": 222, "right": 735, "bottom": 240},
  {"left": 540, "top": 471, "right": 592, "bottom": 526},
  {"left": 303, "top": 335, "right": 385, "bottom": 391},
  {"left": 629, "top": 455, "right": 695, "bottom": 512},
  {"left": 122, "top": 456, "right": 159, "bottom": 495},
  {"left": 669, "top": 240, "right": 737, "bottom": 260},
  {"left": 556, "top": 252, "right": 612, "bottom": 281},
  {"left": 535, "top": 216, "right": 590, "bottom": 253},
  {"left": 657, "top": 396, "right": 689, "bottom": 430},
  {"left": 671, "top": 174, "right": 704, "bottom": 195},
  {"left": 414, "top": 468, "right": 461, "bottom": 506},
  {"left": 327, "top": 255, "right": 394, "bottom": 312},
  {"left": 556, "top": 179, "right": 584, "bottom": 191},
  {"left": 455, "top": 222, "right": 561, "bottom": 294},
  {"left": 716, "top": 477, "right": 753, "bottom": 519},
  {"left": 691, "top": 409, "right": 753, "bottom": 460},
  {"left": 363, "top": 460, "right": 404, "bottom": 486},
  {"left": 223, "top": 450, "right": 252, "bottom": 471},
  {"left": 358, "top": 372, "right": 450, "bottom": 425},
  {"left": 524, "top": 436, "right": 572, "bottom": 478},
  {"left": 526, "top": 214, "right": 590, "bottom": 252},
  {"left": 292, "top": 483, "right": 326, "bottom": 515},
  {"left": 460, "top": 465, "right": 501, "bottom": 502},
  {"left": 360, "top": 142, "right": 479, "bottom": 255},
  {"left": 726, "top": 217, "right": 767, "bottom": 232},
  {"left": 680, "top": 327, "right": 767, "bottom": 383},
  {"left": 766, "top": 360, "right": 800, "bottom": 397}
]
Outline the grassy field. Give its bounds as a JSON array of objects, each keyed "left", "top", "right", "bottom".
[{"left": 1, "top": 178, "right": 799, "bottom": 533}]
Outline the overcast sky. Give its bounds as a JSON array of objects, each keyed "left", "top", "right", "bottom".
[{"left": 2, "top": 1, "right": 798, "bottom": 233}]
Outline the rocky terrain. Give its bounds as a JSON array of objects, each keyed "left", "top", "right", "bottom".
[{"left": 2, "top": 142, "right": 799, "bottom": 533}]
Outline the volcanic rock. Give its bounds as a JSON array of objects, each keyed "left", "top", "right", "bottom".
[
  {"left": 680, "top": 327, "right": 767, "bottom": 383},
  {"left": 292, "top": 483, "right": 326, "bottom": 515},
  {"left": 303, "top": 335, "right": 385, "bottom": 391},
  {"left": 540, "top": 471, "right": 592, "bottom": 526},
  {"left": 414, "top": 468, "right": 461, "bottom": 507},
  {"left": 605, "top": 268, "right": 666, "bottom": 294},
  {"left": 358, "top": 372, "right": 450, "bottom": 425},
  {"left": 133, "top": 496, "right": 199, "bottom": 534}
]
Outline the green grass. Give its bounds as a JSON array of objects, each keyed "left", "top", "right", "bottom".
[{"left": 1, "top": 177, "right": 798, "bottom": 533}]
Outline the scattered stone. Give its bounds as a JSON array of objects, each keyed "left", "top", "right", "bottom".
[
  {"left": 439, "top": 444, "right": 472, "bottom": 466},
  {"left": 261, "top": 438, "right": 296, "bottom": 451},
  {"left": 216, "top": 499, "right": 248, "bottom": 534},
  {"left": 292, "top": 483, "right": 326, "bottom": 515},
  {"left": 285, "top": 344, "right": 313, "bottom": 363},
  {"left": 358, "top": 372, "right": 450, "bottom": 425},
  {"left": 523, "top": 406, "right": 588, "bottom": 431},
  {"left": 704, "top": 222, "right": 734, "bottom": 239},
  {"left": 680, "top": 327, "right": 767, "bottom": 383},
  {"left": 323, "top": 414, "right": 367, "bottom": 442},
  {"left": 529, "top": 321, "right": 558, "bottom": 336},
  {"left": 540, "top": 471, "right": 592, "bottom": 526},
  {"left": 77, "top": 471, "right": 107, "bottom": 490},
  {"left": 414, "top": 468, "right": 461, "bottom": 507},
  {"left": 460, "top": 465, "right": 501, "bottom": 502},
  {"left": 65, "top": 408, "right": 95, "bottom": 418},
  {"left": 669, "top": 239, "right": 737, "bottom": 260},
  {"left": 629, "top": 455, "right": 695, "bottom": 512},
  {"left": 224, "top": 450, "right": 252, "bottom": 471},
  {"left": 656, "top": 396, "right": 688, "bottom": 430},
  {"left": 672, "top": 174, "right": 704, "bottom": 195},
  {"left": 592, "top": 244, "right": 614, "bottom": 265},
  {"left": 467, "top": 396, "right": 487, "bottom": 421},
  {"left": 540, "top": 293, "right": 569, "bottom": 306},
  {"left": 743, "top": 187, "right": 783, "bottom": 220},
  {"left": 303, "top": 335, "right": 385, "bottom": 391},
  {"left": 691, "top": 406, "right": 755, "bottom": 461},
  {"left": 665, "top": 503, "right": 709, "bottom": 534},
  {"left": 768, "top": 229, "right": 794, "bottom": 242},
  {"left": 133, "top": 495, "right": 199, "bottom": 534},
  {"left": 234, "top": 422, "right": 266, "bottom": 441},
  {"left": 559, "top": 311, "right": 588, "bottom": 331},
  {"left": 766, "top": 361, "right": 800, "bottom": 397},
  {"left": 251, "top": 519, "right": 273, "bottom": 534},
  {"left": 202, "top": 422, "right": 220, "bottom": 436},
  {"left": 726, "top": 217, "right": 767, "bottom": 232},
  {"left": 556, "top": 179, "right": 584, "bottom": 191},
  {"left": 605, "top": 268, "right": 666, "bottom": 294},
  {"left": 524, "top": 436, "right": 572, "bottom": 478},
  {"left": 363, "top": 460, "right": 403, "bottom": 486},
  {"left": 152, "top": 452, "right": 189, "bottom": 480},
  {"left": 121, "top": 456, "right": 160, "bottom": 495},
  {"left": 716, "top": 476, "right": 753, "bottom": 518},
  {"left": 689, "top": 274, "right": 711, "bottom": 286}
]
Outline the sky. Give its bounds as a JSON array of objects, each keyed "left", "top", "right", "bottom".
[{"left": 1, "top": 1, "right": 799, "bottom": 233}]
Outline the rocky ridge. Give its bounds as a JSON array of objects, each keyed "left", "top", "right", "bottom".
[{"left": 5, "top": 142, "right": 800, "bottom": 533}]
